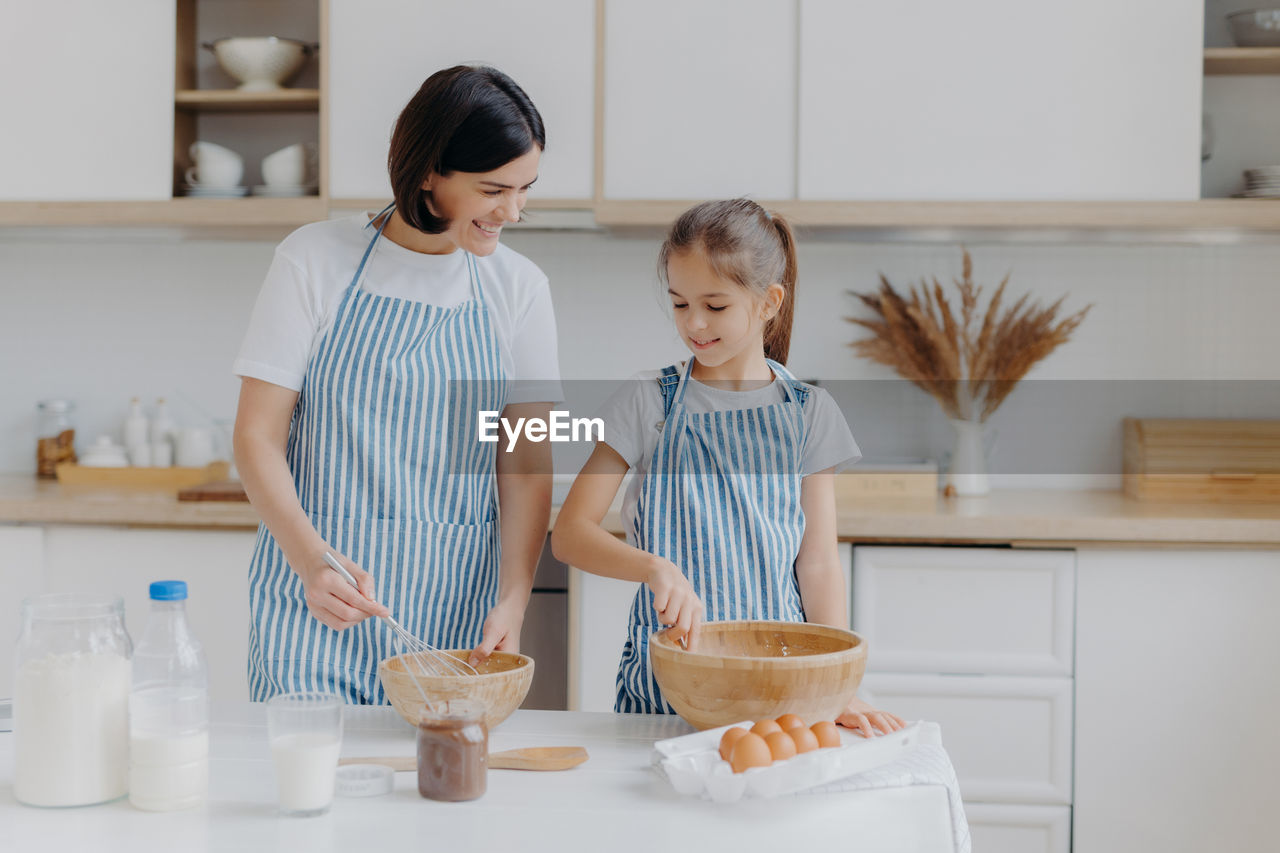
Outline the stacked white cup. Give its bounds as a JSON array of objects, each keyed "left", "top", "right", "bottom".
[{"left": 185, "top": 142, "right": 244, "bottom": 190}]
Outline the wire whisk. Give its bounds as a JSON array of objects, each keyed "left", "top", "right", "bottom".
[{"left": 322, "top": 552, "right": 478, "bottom": 678}]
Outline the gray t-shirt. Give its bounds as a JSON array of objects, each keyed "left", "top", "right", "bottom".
[{"left": 595, "top": 367, "right": 860, "bottom": 544}]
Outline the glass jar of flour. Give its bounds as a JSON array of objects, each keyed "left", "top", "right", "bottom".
[{"left": 13, "top": 594, "right": 133, "bottom": 807}]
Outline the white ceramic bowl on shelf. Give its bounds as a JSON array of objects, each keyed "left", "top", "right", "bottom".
[
  {"left": 203, "top": 37, "right": 317, "bottom": 91},
  {"left": 1227, "top": 10, "right": 1280, "bottom": 47}
]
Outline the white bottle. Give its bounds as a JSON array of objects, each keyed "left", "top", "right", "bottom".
[
  {"left": 150, "top": 398, "right": 175, "bottom": 467},
  {"left": 129, "top": 580, "right": 209, "bottom": 812},
  {"left": 124, "top": 397, "right": 150, "bottom": 467}
]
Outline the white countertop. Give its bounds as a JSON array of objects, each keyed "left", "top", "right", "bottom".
[{"left": 0, "top": 705, "right": 956, "bottom": 853}]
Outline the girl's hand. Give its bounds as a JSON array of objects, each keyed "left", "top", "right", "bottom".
[
  {"left": 295, "top": 550, "right": 389, "bottom": 631},
  {"left": 837, "top": 696, "right": 906, "bottom": 738},
  {"left": 645, "top": 557, "right": 704, "bottom": 652},
  {"left": 470, "top": 598, "right": 525, "bottom": 667}
]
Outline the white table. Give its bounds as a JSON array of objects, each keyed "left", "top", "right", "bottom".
[{"left": 0, "top": 705, "right": 957, "bottom": 853}]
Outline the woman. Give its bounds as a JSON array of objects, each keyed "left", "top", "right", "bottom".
[{"left": 233, "top": 65, "right": 560, "bottom": 703}]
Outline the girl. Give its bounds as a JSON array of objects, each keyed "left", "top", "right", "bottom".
[
  {"left": 234, "top": 65, "right": 561, "bottom": 704},
  {"left": 552, "top": 199, "right": 902, "bottom": 736}
]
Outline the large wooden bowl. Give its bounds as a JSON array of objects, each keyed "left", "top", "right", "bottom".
[
  {"left": 378, "top": 650, "right": 534, "bottom": 730},
  {"left": 649, "top": 621, "right": 867, "bottom": 730}
]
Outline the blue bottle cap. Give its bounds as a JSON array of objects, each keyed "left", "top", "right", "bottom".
[{"left": 149, "top": 580, "right": 188, "bottom": 601}]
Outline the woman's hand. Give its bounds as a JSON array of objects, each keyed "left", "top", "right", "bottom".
[
  {"left": 470, "top": 598, "right": 526, "bottom": 666},
  {"left": 294, "top": 550, "right": 388, "bottom": 631},
  {"left": 645, "top": 557, "right": 704, "bottom": 652},
  {"left": 837, "top": 696, "right": 906, "bottom": 738}
]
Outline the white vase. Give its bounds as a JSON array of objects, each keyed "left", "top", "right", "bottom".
[{"left": 947, "top": 418, "right": 992, "bottom": 496}]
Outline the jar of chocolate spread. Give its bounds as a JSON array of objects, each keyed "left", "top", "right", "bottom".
[{"left": 416, "top": 699, "right": 487, "bottom": 801}]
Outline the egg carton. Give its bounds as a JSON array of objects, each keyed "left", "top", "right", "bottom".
[{"left": 652, "top": 720, "right": 924, "bottom": 803}]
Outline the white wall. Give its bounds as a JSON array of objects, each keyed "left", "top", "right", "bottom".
[{"left": 3, "top": 227, "right": 1280, "bottom": 481}]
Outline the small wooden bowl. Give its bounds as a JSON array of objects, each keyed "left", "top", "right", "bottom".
[
  {"left": 378, "top": 650, "right": 534, "bottom": 730},
  {"left": 649, "top": 621, "right": 867, "bottom": 730}
]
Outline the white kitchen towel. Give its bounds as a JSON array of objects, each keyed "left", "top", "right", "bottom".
[{"left": 802, "top": 722, "right": 970, "bottom": 853}]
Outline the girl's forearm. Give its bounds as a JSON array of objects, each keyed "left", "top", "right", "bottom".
[
  {"left": 552, "top": 516, "right": 662, "bottom": 585},
  {"left": 796, "top": 557, "right": 848, "bottom": 627}
]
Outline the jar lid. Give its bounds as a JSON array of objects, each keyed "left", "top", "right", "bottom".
[
  {"left": 37, "top": 399, "right": 74, "bottom": 412},
  {"left": 335, "top": 763, "right": 394, "bottom": 797},
  {"left": 149, "top": 580, "right": 188, "bottom": 601}
]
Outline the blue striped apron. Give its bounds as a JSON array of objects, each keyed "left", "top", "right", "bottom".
[
  {"left": 615, "top": 358, "right": 810, "bottom": 714},
  {"left": 247, "top": 206, "right": 507, "bottom": 704}
]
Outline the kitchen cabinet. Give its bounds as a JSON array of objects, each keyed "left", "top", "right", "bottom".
[
  {"left": 568, "top": 542, "right": 853, "bottom": 712},
  {"left": 1073, "top": 547, "right": 1280, "bottom": 853},
  {"left": 966, "top": 804, "right": 1072, "bottom": 853},
  {"left": 41, "top": 526, "right": 259, "bottom": 703},
  {"left": 602, "top": 0, "right": 796, "bottom": 200},
  {"left": 327, "top": 0, "right": 595, "bottom": 203},
  {"left": 797, "top": 0, "right": 1203, "bottom": 201},
  {"left": 0, "top": 526, "right": 45, "bottom": 697},
  {"left": 853, "top": 547, "right": 1075, "bottom": 841},
  {"left": 0, "top": 2, "right": 175, "bottom": 201}
]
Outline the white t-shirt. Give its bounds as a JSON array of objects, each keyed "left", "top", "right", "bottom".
[
  {"left": 595, "top": 367, "right": 861, "bottom": 543},
  {"left": 233, "top": 212, "right": 563, "bottom": 404}
]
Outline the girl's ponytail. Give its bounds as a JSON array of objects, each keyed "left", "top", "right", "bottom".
[{"left": 763, "top": 211, "right": 797, "bottom": 365}]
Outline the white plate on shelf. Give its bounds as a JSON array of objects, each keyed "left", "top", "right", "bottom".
[
  {"left": 252, "top": 184, "right": 318, "bottom": 197},
  {"left": 182, "top": 185, "right": 250, "bottom": 198}
]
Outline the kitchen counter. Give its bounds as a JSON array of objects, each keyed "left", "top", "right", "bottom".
[
  {"left": 0, "top": 705, "right": 957, "bottom": 853},
  {"left": 2, "top": 474, "right": 1279, "bottom": 545}
]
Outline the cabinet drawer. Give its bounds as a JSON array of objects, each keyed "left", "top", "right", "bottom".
[
  {"left": 860, "top": 674, "right": 1073, "bottom": 805},
  {"left": 853, "top": 547, "right": 1074, "bottom": 676},
  {"left": 966, "top": 804, "right": 1071, "bottom": 853}
]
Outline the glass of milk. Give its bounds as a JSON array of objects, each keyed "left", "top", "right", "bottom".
[{"left": 266, "top": 691, "right": 343, "bottom": 816}]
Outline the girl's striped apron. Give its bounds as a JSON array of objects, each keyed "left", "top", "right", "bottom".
[
  {"left": 615, "top": 358, "right": 810, "bottom": 714},
  {"left": 248, "top": 206, "right": 508, "bottom": 704}
]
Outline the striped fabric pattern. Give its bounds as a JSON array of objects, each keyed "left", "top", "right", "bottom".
[
  {"left": 248, "top": 213, "right": 507, "bottom": 704},
  {"left": 615, "top": 359, "right": 810, "bottom": 714}
]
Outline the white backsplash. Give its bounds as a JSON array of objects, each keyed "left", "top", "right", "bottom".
[{"left": 2, "top": 228, "right": 1279, "bottom": 481}]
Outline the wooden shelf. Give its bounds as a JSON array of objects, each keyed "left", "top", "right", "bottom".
[
  {"left": 1204, "top": 47, "right": 1280, "bottom": 75},
  {"left": 0, "top": 197, "right": 327, "bottom": 227},
  {"left": 175, "top": 88, "right": 321, "bottom": 112},
  {"left": 594, "top": 199, "right": 1280, "bottom": 231}
]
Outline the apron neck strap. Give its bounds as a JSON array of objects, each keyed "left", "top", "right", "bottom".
[{"left": 350, "top": 203, "right": 397, "bottom": 292}]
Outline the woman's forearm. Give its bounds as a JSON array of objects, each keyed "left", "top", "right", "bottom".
[
  {"left": 235, "top": 430, "right": 324, "bottom": 566},
  {"left": 495, "top": 472, "right": 550, "bottom": 608}
]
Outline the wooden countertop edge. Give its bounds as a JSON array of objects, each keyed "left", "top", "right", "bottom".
[{"left": 2, "top": 483, "right": 1280, "bottom": 546}]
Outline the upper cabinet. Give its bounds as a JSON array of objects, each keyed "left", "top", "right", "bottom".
[
  {"left": 327, "top": 0, "right": 595, "bottom": 202},
  {"left": 797, "top": 0, "right": 1204, "bottom": 201},
  {"left": 602, "top": 0, "right": 796, "bottom": 200},
  {"left": 0, "top": 1, "right": 175, "bottom": 201}
]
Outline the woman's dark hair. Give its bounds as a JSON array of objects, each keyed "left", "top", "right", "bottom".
[
  {"left": 658, "top": 199, "right": 799, "bottom": 364},
  {"left": 388, "top": 65, "right": 545, "bottom": 234}
]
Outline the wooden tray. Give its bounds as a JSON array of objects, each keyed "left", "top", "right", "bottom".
[
  {"left": 55, "top": 461, "right": 230, "bottom": 490},
  {"left": 177, "top": 479, "right": 249, "bottom": 502},
  {"left": 1123, "top": 418, "right": 1280, "bottom": 503},
  {"left": 836, "top": 460, "right": 939, "bottom": 503}
]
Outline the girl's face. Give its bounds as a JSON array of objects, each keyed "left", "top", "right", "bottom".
[
  {"left": 421, "top": 147, "right": 541, "bottom": 256},
  {"left": 666, "top": 249, "right": 783, "bottom": 377}
]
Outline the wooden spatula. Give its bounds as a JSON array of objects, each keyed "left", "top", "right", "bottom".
[{"left": 341, "top": 746, "right": 588, "bottom": 772}]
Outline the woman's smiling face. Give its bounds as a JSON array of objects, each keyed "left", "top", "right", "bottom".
[
  {"left": 666, "top": 248, "right": 781, "bottom": 376},
  {"left": 421, "top": 146, "right": 541, "bottom": 256}
]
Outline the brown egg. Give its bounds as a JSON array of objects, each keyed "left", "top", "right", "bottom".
[
  {"left": 730, "top": 733, "right": 773, "bottom": 773},
  {"left": 775, "top": 713, "right": 805, "bottom": 731},
  {"left": 719, "top": 726, "right": 749, "bottom": 762},
  {"left": 788, "top": 724, "right": 820, "bottom": 754},
  {"left": 811, "top": 720, "right": 843, "bottom": 749},
  {"left": 764, "top": 731, "right": 797, "bottom": 761},
  {"left": 751, "top": 719, "right": 783, "bottom": 737}
]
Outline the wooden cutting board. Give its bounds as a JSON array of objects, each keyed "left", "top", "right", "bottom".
[{"left": 177, "top": 480, "right": 249, "bottom": 502}]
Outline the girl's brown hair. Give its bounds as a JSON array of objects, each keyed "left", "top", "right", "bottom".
[{"left": 657, "top": 198, "right": 798, "bottom": 364}]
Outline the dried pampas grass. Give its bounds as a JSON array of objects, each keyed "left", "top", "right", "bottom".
[{"left": 847, "top": 250, "right": 1091, "bottom": 423}]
